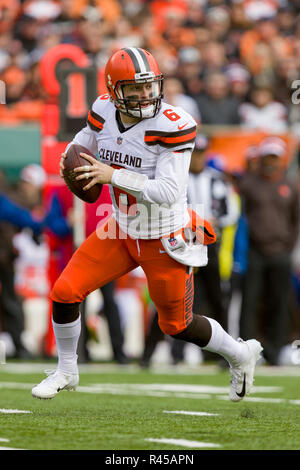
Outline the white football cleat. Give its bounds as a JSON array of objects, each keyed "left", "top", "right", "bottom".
[
  {"left": 229, "top": 339, "right": 263, "bottom": 402},
  {"left": 32, "top": 369, "right": 79, "bottom": 400}
]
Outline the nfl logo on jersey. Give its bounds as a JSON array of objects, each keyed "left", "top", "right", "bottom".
[
  {"left": 117, "top": 137, "right": 123, "bottom": 145},
  {"left": 168, "top": 237, "right": 178, "bottom": 247}
]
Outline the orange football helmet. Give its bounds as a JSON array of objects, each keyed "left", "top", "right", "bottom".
[{"left": 105, "top": 48, "right": 164, "bottom": 119}]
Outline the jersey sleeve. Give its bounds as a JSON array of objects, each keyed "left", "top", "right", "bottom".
[
  {"left": 141, "top": 148, "right": 192, "bottom": 205},
  {"left": 65, "top": 96, "right": 108, "bottom": 155},
  {"left": 144, "top": 104, "right": 197, "bottom": 153},
  {"left": 112, "top": 148, "right": 192, "bottom": 206},
  {"left": 86, "top": 97, "right": 106, "bottom": 133}
]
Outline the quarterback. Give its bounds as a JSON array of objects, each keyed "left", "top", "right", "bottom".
[{"left": 32, "top": 48, "right": 262, "bottom": 401}]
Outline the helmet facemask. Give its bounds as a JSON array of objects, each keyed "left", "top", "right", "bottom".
[{"left": 112, "top": 73, "right": 164, "bottom": 119}]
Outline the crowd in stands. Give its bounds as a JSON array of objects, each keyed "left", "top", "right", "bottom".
[{"left": 0, "top": 0, "right": 300, "bottom": 133}]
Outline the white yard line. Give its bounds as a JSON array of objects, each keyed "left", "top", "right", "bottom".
[
  {"left": 0, "top": 409, "right": 32, "bottom": 414},
  {"left": 79, "top": 383, "right": 281, "bottom": 395},
  {"left": 145, "top": 438, "right": 220, "bottom": 448},
  {"left": 2, "top": 362, "right": 300, "bottom": 376},
  {"left": 0, "top": 381, "right": 299, "bottom": 405},
  {"left": 0, "top": 446, "right": 25, "bottom": 450},
  {"left": 0, "top": 437, "right": 26, "bottom": 450},
  {"left": 216, "top": 395, "right": 287, "bottom": 404},
  {"left": 163, "top": 410, "right": 219, "bottom": 416},
  {"left": 0, "top": 382, "right": 32, "bottom": 390}
]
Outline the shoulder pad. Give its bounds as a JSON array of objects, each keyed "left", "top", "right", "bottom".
[
  {"left": 86, "top": 95, "right": 112, "bottom": 132},
  {"left": 144, "top": 103, "right": 197, "bottom": 149}
]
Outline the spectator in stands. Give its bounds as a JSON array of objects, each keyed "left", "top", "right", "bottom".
[
  {"left": 201, "top": 41, "right": 227, "bottom": 74},
  {"left": 16, "top": 163, "right": 46, "bottom": 210},
  {"left": 195, "top": 71, "right": 241, "bottom": 125},
  {"left": 0, "top": 165, "right": 72, "bottom": 358},
  {"left": 0, "top": 169, "right": 44, "bottom": 359},
  {"left": 0, "top": 0, "right": 298, "bottom": 131},
  {"left": 163, "top": 76, "right": 201, "bottom": 123},
  {"left": 277, "top": 5, "right": 297, "bottom": 37},
  {"left": 274, "top": 56, "right": 298, "bottom": 106},
  {"left": 239, "top": 83, "right": 288, "bottom": 133},
  {"left": 239, "top": 137, "right": 300, "bottom": 365},
  {"left": 244, "top": 145, "right": 260, "bottom": 174},
  {"left": 205, "top": 7, "right": 231, "bottom": 42},
  {"left": 239, "top": 13, "right": 293, "bottom": 77},
  {"left": 176, "top": 46, "right": 203, "bottom": 98},
  {"left": 226, "top": 63, "right": 251, "bottom": 103},
  {"left": 1, "top": 65, "right": 27, "bottom": 105},
  {"left": 0, "top": 64, "right": 44, "bottom": 122},
  {"left": 226, "top": 145, "right": 259, "bottom": 339}
]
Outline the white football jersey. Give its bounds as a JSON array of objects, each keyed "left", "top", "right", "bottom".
[{"left": 68, "top": 95, "right": 197, "bottom": 239}]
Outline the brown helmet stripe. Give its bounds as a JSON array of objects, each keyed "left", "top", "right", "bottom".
[
  {"left": 122, "top": 48, "right": 142, "bottom": 73},
  {"left": 122, "top": 48, "right": 151, "bottom": 74}
]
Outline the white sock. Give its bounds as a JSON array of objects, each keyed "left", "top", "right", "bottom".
[
  {"left": 52, "top": 316, "right": 81, "bottom": 374},
  {"left": 202, "top": 316, "right": 248, "bottom": 365}
]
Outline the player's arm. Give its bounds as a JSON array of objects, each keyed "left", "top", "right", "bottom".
[
  {"left": 60, "top": 103, "right": 102, "bottom": 177},
  {"left": 60, "top": 126, "right": 98, "bottom": 177},
  {"left": 111, "top": 148, "right": 192, "bottom": 205},
  {"left": 73, "top": 148, "right": 191, "bottom": 202},
  {"left": 0, "top": 193, "right": 43, "bottom": 234}
]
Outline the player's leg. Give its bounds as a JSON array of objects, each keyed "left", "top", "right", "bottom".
[
  {"left": 141, "top": 242, "right": 262, "bottom": 402},
  {"left": 32, "top": 222, "right": 138, "bottom": 399}
]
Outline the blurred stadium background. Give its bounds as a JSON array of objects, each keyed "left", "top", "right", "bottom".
[{"left": 1, "top": 0, "right": 300, "bottom": 367}]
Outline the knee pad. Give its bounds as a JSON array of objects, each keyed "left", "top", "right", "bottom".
[
  {"left": 158, "top": 320, "right": 186, "bottom": 337},
  {"left": 51, "top": 276, "right": 78, "bottom": 304}
]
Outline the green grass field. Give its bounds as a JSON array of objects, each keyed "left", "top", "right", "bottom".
[{"left": 0, "top": 362, "right": 300, "bottom": 451}]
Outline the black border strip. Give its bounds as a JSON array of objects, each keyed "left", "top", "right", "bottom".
[{"left": 123, "top": 48, "right": 141, "bottom": 73}]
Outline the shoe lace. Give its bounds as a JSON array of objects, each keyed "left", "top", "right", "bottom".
[
  {"left": 44, "top": 369, "right": 56, "bottom": 376},
  {"left": 40, "top": 369, "right": 61, "bottom": 385}
]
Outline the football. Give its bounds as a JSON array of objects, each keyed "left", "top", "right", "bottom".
[{"left": 63, "top": 144, "right": 102, "bottom": 203}]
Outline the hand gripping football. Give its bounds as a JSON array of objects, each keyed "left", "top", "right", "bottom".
[{"left": 63, "top": 144, "right": 102, "bottom": 203}]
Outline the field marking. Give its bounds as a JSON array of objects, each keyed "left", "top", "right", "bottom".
[
  {"left": 81, "top": 383, "right": 282, "bottom": 395},
  {"left": 163, "top": 410, "right": 219, "bottom": 417},
  {"left": 1, "top": 362, "right": 219, "bottom": 375},
  {"left": 145, "top": 438, "right": 220, "bottom": 448},
  {"left": 0, "top": 380, "right": 279, "bottom": 396},
  {"left": 217, "top": 395, "right": 286, "bottom": 404},
  {"left": 0, "top": 446, "right": 25, "bottom": 450},
  {"left": 0, "top": 409, "right": 32, "bottom": 414},
  {"left": 0, "top": 382, "right": 32, "bottom": 390},
  {"left": 0, "top": 437, "right": 26, "bottom": 450},
  {"left": 2, "top": 362, "right": 300, "bottom": 376},
  {"left": 0, "top": 381, "right": 299, "bottom": 405}
]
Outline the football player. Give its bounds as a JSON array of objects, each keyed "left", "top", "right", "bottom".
[{"left": 32, "top": 48, "right": 262, "bottom": 401}]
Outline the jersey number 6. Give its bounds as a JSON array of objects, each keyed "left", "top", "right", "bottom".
[{"left": 163, "top": 109, "right": 181, "bottom": 121}]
